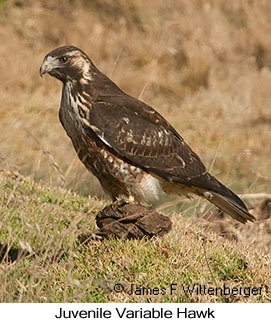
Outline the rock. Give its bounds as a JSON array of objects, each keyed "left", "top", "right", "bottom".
[{"left": 95, "top": 200, "right": 172, "bottom": 239}]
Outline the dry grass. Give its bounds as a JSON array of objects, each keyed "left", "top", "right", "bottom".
[
  {"left": 0, "top": 0, "right": 270, "bottom": 302},
  {"left": 0, "top": 169, "right": 270, "bottom": 302},
  {"left": 0, "top": 0, "right": 270, "bottom": 194}
]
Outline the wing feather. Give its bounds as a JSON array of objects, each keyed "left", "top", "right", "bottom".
[{"left": 82, "top": 93, "right": 224, "bottom": 193}]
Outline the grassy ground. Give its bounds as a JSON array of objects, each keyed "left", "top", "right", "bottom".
[
  {"left": 0, "top": 169, "right": 270, "bottom": 302},
  {"left": 0, "top": 0, "right": 270, "bottom": 302}
]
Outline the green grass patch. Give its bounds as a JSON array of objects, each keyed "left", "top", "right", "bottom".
[{"left": 0, "top": 171, "right": 269, "bottom": 302}]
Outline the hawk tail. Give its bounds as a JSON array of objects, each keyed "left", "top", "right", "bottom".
[{"left": 204, "top": 190, "right": 255, "bottom": 224}]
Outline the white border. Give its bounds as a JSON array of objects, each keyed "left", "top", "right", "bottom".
[{"left": 1, "top": 303, "right": 270, "bottom": 323}]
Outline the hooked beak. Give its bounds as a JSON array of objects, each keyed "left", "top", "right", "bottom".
[{"left": 39, "top": 58, "right": 49, "bottom": 78}]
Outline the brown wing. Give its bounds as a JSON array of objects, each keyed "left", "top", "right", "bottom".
[
  {"left": 82, "top": 93, "right": 224, "bottom": 193},
  {"left": 81, "top": 91, "right": 254, "bottom": 222}
]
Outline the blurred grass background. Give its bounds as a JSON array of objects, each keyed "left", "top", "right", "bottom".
[{"left": 0, "top": 0, "right": 270, "bottom": 199}]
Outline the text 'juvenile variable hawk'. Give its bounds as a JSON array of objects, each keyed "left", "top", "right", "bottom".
[{"left": 40, "top": 46, "right": 255, "bottom": 224}]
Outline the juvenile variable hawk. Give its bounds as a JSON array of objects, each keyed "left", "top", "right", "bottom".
[{"left": 40, "top": 46, "right": 254, "bottom": 224}]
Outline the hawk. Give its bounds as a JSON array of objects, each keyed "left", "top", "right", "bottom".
[{"left": 40, "top": 45, "right": 255, "bottom": 224}]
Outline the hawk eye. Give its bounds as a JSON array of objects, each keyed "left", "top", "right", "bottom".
[{"left": 59, "top": 56, "right": 68, "bottom": 63}]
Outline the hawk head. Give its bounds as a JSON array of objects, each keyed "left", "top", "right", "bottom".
[{"left": 40, "top": 45, "right": 93, "bottom": 83}]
